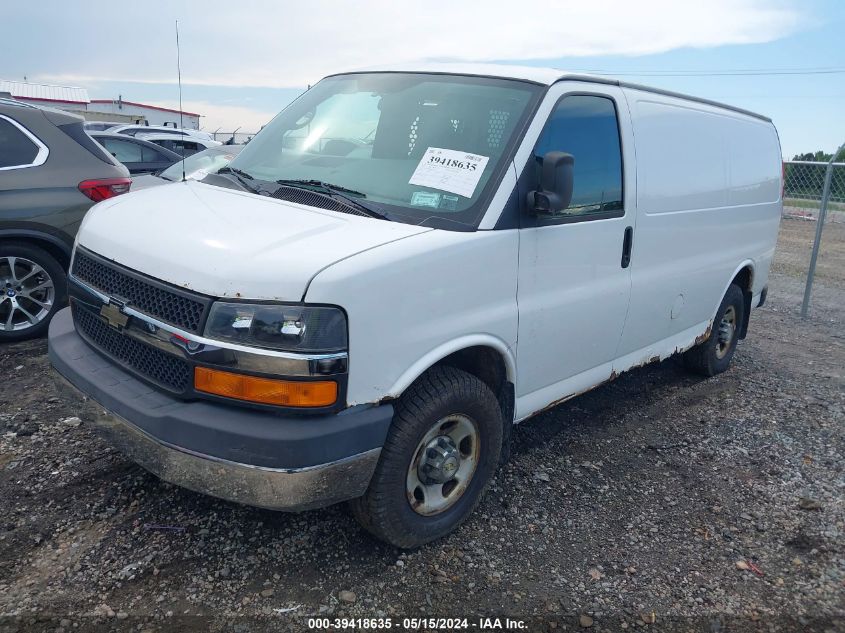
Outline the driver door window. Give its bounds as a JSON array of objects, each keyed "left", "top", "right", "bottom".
[{"left": 533, "top": 95, "right": 624, "bottom": 222}]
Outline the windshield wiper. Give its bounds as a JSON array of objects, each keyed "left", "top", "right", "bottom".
[
  {"left": 277, "top": 179, "right": 365, "bottom": 197},
  {"left": 217, "top": 166, "right": 260, "bottom": 194},
  {"left": 275, "top": 179, "right": 389, "bottom": 220}
]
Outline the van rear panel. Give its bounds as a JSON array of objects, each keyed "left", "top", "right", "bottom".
[{"left": 614, "top": 88, "right": 782, "bottom": 361}]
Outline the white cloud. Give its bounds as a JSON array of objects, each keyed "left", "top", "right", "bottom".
[
  {"left": 15, "top": 0, "right": 808, "bottom": 131},
  {"left": 31, "top": 0, "right": 805, "bottom": 89}
]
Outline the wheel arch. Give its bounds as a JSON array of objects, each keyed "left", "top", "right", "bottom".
[
  {"left": 385, "top": 335, "right": 516, "bottom": 422},
  {"left": 0, "top": 229, "right": 73, "bottom": 270},
  {"left": 719, "top": 260, "right": 755, "bottom": 339}
]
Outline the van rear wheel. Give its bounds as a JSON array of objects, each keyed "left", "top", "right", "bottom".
[
  {"left": 683, "top": 283, "right": 745, "bottom": 377},
  {"left": 350, "top": 366, "right": 503, "bottom": 549}
]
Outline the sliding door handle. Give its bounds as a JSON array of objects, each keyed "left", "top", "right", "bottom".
[{"left": 621, "top": 226, "right": 633, "bottom": 268}]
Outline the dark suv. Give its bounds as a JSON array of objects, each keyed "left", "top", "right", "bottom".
[{"left": 0, "top": 98, "right": 131, "bottom": 341}]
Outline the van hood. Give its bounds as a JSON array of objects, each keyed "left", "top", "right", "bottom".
[{"left": 76, "top": 180, "right": 431, "bottom": 300}]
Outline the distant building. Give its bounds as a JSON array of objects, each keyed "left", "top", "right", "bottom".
[
  {"left": 88, "top": 99, "right": 201, "bottom": 129},
  {"left": 0, "top": 78, "right": 90, "bottom": 109},
  {"left": 0, "top": 79, "right": 201, "bottom": 129}
]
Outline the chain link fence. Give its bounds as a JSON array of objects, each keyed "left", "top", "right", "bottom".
[
  {"left": 783, "top": 161, "right": 845, "bottom": 223},
  {"left": 782, "top": 159, "right": 845, "bottom": 316}
]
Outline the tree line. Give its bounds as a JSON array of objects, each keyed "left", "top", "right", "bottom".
[{"left": 791, "top": 146, "right": 845, "bottom": 162}]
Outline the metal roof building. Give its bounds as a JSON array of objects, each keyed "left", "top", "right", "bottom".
[
  {"left": 0, "top": 79, "right": 90, "bottom": 106},
  {"left": 88, "top": 98, "right": 201, "bottom": 129},
  {"left": 0, "top": 79, "right": 202, "bottom": 128}
]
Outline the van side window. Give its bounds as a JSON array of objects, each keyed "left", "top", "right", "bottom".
[
  {"left": 534, "top": 95, "right": 623, "bottom": 219},
  {"left": 0, "top": 117, "right": 39, "bottom": 168}
]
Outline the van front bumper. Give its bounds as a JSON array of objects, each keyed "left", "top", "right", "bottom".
[{"left": 48, "top": 308, "right": 393, "bottom": 511}]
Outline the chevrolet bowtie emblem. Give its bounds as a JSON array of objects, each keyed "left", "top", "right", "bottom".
[{"left": 100, "top": 302, "right": 129, "bottom": 330}]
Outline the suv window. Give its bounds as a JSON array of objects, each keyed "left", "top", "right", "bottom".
[
  {"left": 0, "top": 116, "right": 41, "bottom": 169},
  {"left": 534, "top": 95, "right": 623, "bottom": 219},
  {"left": 101, "top": 138, "right": 143, "bottom": 163}
]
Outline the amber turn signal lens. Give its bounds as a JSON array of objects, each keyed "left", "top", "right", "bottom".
[{"left": 194, "top": 367, "right": 337, "bottom": 407}]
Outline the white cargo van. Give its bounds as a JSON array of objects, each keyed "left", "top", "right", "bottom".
[{"left": 49, "top": 64, "right": 782, "bottom": 548}]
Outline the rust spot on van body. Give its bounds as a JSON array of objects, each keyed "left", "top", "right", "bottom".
[
  {"left": 535, "top": 393, "right": 578, "bottom": 415},
  {"left": 695, "top": 321, "right": 714, "bottom": 346},
  {"left": 535, "top": 369, "right": 625, "bottom": 416}
]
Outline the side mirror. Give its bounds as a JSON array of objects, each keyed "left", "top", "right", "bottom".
[{"left": 527, "top": 151, "right": 574, "bottom": 215}]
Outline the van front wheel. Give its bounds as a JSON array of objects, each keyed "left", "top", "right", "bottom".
[
  {"left": 350, "top": 366, "right": 503, "bottom": 548},
  {"left": 683, "top": 283, "right": 745, "bottom": 377}
]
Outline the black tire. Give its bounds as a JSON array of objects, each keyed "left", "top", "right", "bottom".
[
  {"left": 350, "top": 366, "right": 503, "bottom": 549},
  {"left": 0, "top": 243, "right": 67, "bottom": 342},
  {"left": 683, "top": 283, "right": 745, "bottom": 377}
]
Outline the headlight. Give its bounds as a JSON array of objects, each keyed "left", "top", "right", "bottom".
[{"left": 204, "top": 302, "right": 347, "bottom": 353}]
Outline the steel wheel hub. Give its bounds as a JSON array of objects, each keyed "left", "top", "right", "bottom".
[
  {"left": 406, "top": 414, "right": 480, "bottom": 516},
  {"left": 418, "top": 436, "right": 461, "bottom": 484},
  {"left": 715, "top": 305, "right": 737, "bottom": 359}
]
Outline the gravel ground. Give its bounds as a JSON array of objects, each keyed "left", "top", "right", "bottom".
[{"left": 1, "top": 218, "right": 843, "bottom": 632}]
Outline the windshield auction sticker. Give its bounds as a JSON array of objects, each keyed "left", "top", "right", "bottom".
[{"left": 409, "top": 147, "right": 489, "bottom": 198}]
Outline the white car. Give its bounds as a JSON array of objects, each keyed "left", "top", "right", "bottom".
[
  {"left": 131, "top": 145, "right": 244, "bottom": 190},
  {"left": 82, "top": 120, "right": 126, "bottom": 132},
  {"left": 108, "top": 124, "right": 215, "bottom": 141},
  {"left": 49, "top": 64, "right": 782, "bottom": 548},
  {"left": 135, "top": 132, "right": 222, "bottom": 157}
]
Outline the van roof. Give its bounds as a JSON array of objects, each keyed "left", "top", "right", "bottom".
[{"left": 327, "top": 63, "right": 772, "bottom": 123}]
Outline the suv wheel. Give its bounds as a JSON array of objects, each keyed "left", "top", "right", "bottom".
[
  {"left": 350, "top": 366, "right": 503, "bottom": 548},
  {"left": 0, "top": 244, "right": 66, "bottom": 342}
]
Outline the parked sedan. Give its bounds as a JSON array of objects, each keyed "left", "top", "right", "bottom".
[
  {"left": 89, "top": 132, "right": 182, "bottom": 175},
  {"left": 131, "top": 144, "right": 244, "bottom": 190},
  {"left": 136, "top": 133, "right": 222, "bottom": 157}
]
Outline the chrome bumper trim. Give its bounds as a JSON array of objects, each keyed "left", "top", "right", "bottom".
[
  {"left": 69, "top": 274, "right": 348, "bottom": 377},
  {"left": 85, "top": 404, "right": 379, "bottom": 512}
]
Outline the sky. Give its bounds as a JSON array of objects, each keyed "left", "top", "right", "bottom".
[{"left": 1, "top": 0, "right": 843, "bottom": 158}]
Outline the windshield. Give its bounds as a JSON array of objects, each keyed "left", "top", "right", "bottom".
[
  {"left": 161, "top": 146, "right": 243, "bottom": 181},
  {"left": 226, "top": 73, "right": 541, "bottom": 228}
]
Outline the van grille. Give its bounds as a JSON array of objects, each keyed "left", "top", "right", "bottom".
[
  {"left": 72, "top": 303, "right": 191, "bottom": 393},
  {"left": 71, "top": 249, "right": 210, "bottom": 332}
]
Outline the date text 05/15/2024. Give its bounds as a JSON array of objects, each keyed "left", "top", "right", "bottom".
[{"left": 307, "top": 617, "right": 528, "bottom": 630}]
